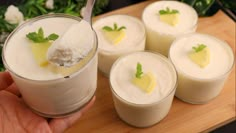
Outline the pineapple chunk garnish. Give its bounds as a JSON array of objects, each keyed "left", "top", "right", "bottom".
[
  {"left": 189, "top": 44, "right": 210, "bottom": 68},
  {"left": 132, "top": 72, "right": 156, "bottom": 93},
  {"left": 132, "top": 62, "right": 156, "bottom": 93},
  {"left": 159, "top": 14, "right": 179, "bottom": 26},
  {"left": 26, "top": 27, "right": 59, "bottom": 67},
  {"left": 102, "top": 23, "right": 126, "bottom": 45},
  {"left": 159, "top": 7, "right": 179, "bottom": 26},
  {"left": 30, "top": 42, "right": 51, "bottom": 67},
  {"left": 103, "top": 30, "right": 125, "bottom": 45}
]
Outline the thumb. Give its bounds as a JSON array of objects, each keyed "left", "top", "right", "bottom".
[
  {"left": 49, "top": 96, "right": 95, "bottom": 133},
  {"left": 0, "top": 71, "right": 13, "bottom": 90}
]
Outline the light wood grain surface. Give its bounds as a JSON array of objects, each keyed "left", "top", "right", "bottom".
[{"left": 66, "top": 1, "right": 236, "bottom": 133}]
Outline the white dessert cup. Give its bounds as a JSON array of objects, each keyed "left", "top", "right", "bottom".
[
  {"left": 2, "top": 14, "right": 98, "bottom": 117},
  {"left": 142, "top": 1, "right": 198, "bottom": 57},
  {"left": 110, "top": 51, "right": 177, "bottom": 127},
  {"left": 169, "top": 33, "right": 235, "bottom": 104}
]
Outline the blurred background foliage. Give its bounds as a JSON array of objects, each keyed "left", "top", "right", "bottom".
[{"left": 180, "top": 0, "right": 236, "bottom": 20}]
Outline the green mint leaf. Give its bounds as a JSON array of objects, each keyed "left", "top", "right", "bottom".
[
  {"left": 26, "top": 32, "right": 45, "bottom": 43},
  {"left": 114, "top": 23, "right": 118, "bottom": 30},
  {"left": 48, "top": 33, "right": 59, "bottom": 41},
  {"left": 118, "top": 26, "right": 126, "bottom": 31},
  {"left": 38, "top": 27, "right": 44, "bottom": 39},
  {"left": 136, "top": 62, "right": 143, "bottom": 79},
  {"left": 159, "top": 10, "right": 166, "bottom": 15},
  {"left": 159, "top": 7, "right": 179, "bottom": 15},
  {"left": 192, "top": 44, "right": 207, "bottom": 52},
  {"left": 172, "top": 9, "right": 179, "bottom": 14},
  {"left": 102, "top": 23, "right": 126, "bottom": 32},
  {"left": 26, "top": 27, "right": 59, "bottom": 43},
  {"left": 166, "top": 7, "right": 170, "bottom": 12},
  {"left": 26, "top": 32, "right": 37, "bottom": 41},
  {"left": 102, "top": 26, "right": 113, "bottom": 31}
]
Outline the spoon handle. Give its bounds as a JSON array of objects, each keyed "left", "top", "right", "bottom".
[{"left": 83, "top": 0, "right": 96, "bottom": 24}]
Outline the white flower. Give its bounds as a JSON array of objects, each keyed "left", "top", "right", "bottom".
[
  {"left": 80, "top": 7, "right": 85, "bottom": 18},
  {"left": 45, "top": 0, "right": 54, "bottom": 10},
  {"left": 4, "top": 5, "right": 24, "bottom": 24}
]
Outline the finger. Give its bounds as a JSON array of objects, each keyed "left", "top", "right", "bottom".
[
  {"left": 49, "top": 96, "right": 96, "bottom": 133},
  {"left": 5, "top": 83, "right": 21, "bottom": 96},
  {"left": 80, "top": 96, "right": 96, "bottom": 114},
  {"left": 0, "top": 71, "right": 13, "bottom": 91}
]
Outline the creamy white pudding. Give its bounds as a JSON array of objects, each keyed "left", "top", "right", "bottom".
[
  {"left": 169, "top": 33, "right": 234, "bottom": 104},
  {"left": 3, "top": 14, "right": 98, "bottom": 117},
  {"left": 142, "top": 1, "right": 198, "bottom": 56},
  {"left": 93, "top": 15, "right": 145, "bottom": 76},
  {"left": 110, "top": 51, "right": 177, "bottom": 127}
]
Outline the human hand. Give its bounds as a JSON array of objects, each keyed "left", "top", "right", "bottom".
[{"left": 0, "top": 71, "right": 95, "bottom": 133}]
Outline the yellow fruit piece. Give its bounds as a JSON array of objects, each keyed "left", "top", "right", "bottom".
[
  {"left": 159, "top": 14, "right": 179, "bottom": 26},
  {"left": 132, "top": 72, "right": 156, "bottom": 93},
  {"left": 30, "top": 42, "right": 51, "bottom": 67},
  {"left": 189, "top": 47, "right": 210, "bottom": 68},
  {"left": 103, "top": 30, "right": 125, "bottom": 45}
]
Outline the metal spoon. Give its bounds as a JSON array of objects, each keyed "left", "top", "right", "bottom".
[
  {"left": 83, "top": 0, "right": 96, "bottom": 24},
  {"left": 47, "top": 0, "right": 96, "bottom": 67}
]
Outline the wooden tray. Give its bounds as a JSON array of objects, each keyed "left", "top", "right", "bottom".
[{"left": 66, "top": 1, "right": 236, "bottom": 132}]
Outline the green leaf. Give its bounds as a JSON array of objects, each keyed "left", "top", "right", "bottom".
[
  {"left": 192, "top": 44, "right": 207, "bottom": 52},
  {"left": 180, "top": 0, "right": 219, "bottom": 17},
  {"left": 114, "top": 23, "right": 118, "bottom": 30},
  {"left": 136, "top": 62, "right": 143, "bottom": 79},
  {"left": 159, "top": 7, "right": 179, "bottom": 15},
  {"left": 0, "top": 17, "right": 18, "bottom": 33},
  {"left": 118, "top": 26, "right": 126, "bottom": 31},
  {"left": 26, "top": 27, "right": 59, "bottom": 43},
  {"left": 102, "top": 23, "right": 126, "bottom": 32},
  {"left": 159, "top": 10, "right": 166, "bottom": 14},
  {"left": 18, "top": 0, "right": 49, "bottom": 18},
  {"left": 38, "top": 27, "right": 44, "bottom": 39},
  {"left": 48, "top": 33, "right": 59, "bottom": 41},
  {"left": 181, "top": 0, "right": 197, "bottom": 6},
  {"left": 172, "top": 9, "right": 179, "bottom": 14},
  {"left": 102, "top": 26, "right": 113, "bottom": 31}
]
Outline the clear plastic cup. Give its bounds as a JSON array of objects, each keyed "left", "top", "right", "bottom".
[
  {"left": 142, "top": 1, "right": 198, "bottom": 57},
  {"left": 169, "top": 33, "right": 235, "bottom": 104},
  {"left": 110, "top": 51, "right": 177, "bottom": 127},
  {"left": 2, "top": 14, "right": 98, "bottom": 117}
]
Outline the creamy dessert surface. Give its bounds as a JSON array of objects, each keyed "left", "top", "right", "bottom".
[
  {"left": 169, "top": 33, "right": 234, "bottom": 79},
  {"left": 110, "top": 52, "right": 177, "bottom": 104},
  {"left": 4, "top": 17, "right": 94, "bottom": 80},
  {"left": 142, "top": 1, "right": 197, "bottom": 35},
  {"left": 93, "top": 15, "right": 145, "bottom": 52}
]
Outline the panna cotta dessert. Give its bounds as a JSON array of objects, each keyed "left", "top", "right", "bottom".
[
  {"left": 142, "top": 1, "right": 198, "bottom": 56},
  {"left": 110, "top": 51, "right": 177, "bottom": 127},
  {"left": 2, "top": 14, "right": 98, "bottom": 117},
  {"left": 93, "top": 15, "right": 145, "bottom": 77},
  {"left": 169, "top": 33, "right": 234, "bottom": 104}
]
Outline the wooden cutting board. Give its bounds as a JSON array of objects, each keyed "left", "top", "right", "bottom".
[{"left": 66, "top": 1, "right": 236, "bottom": 133}]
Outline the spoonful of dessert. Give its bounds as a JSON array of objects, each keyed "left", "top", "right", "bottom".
[{"left": 47, "top": 0, "right": 96, "bottom": 67}]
